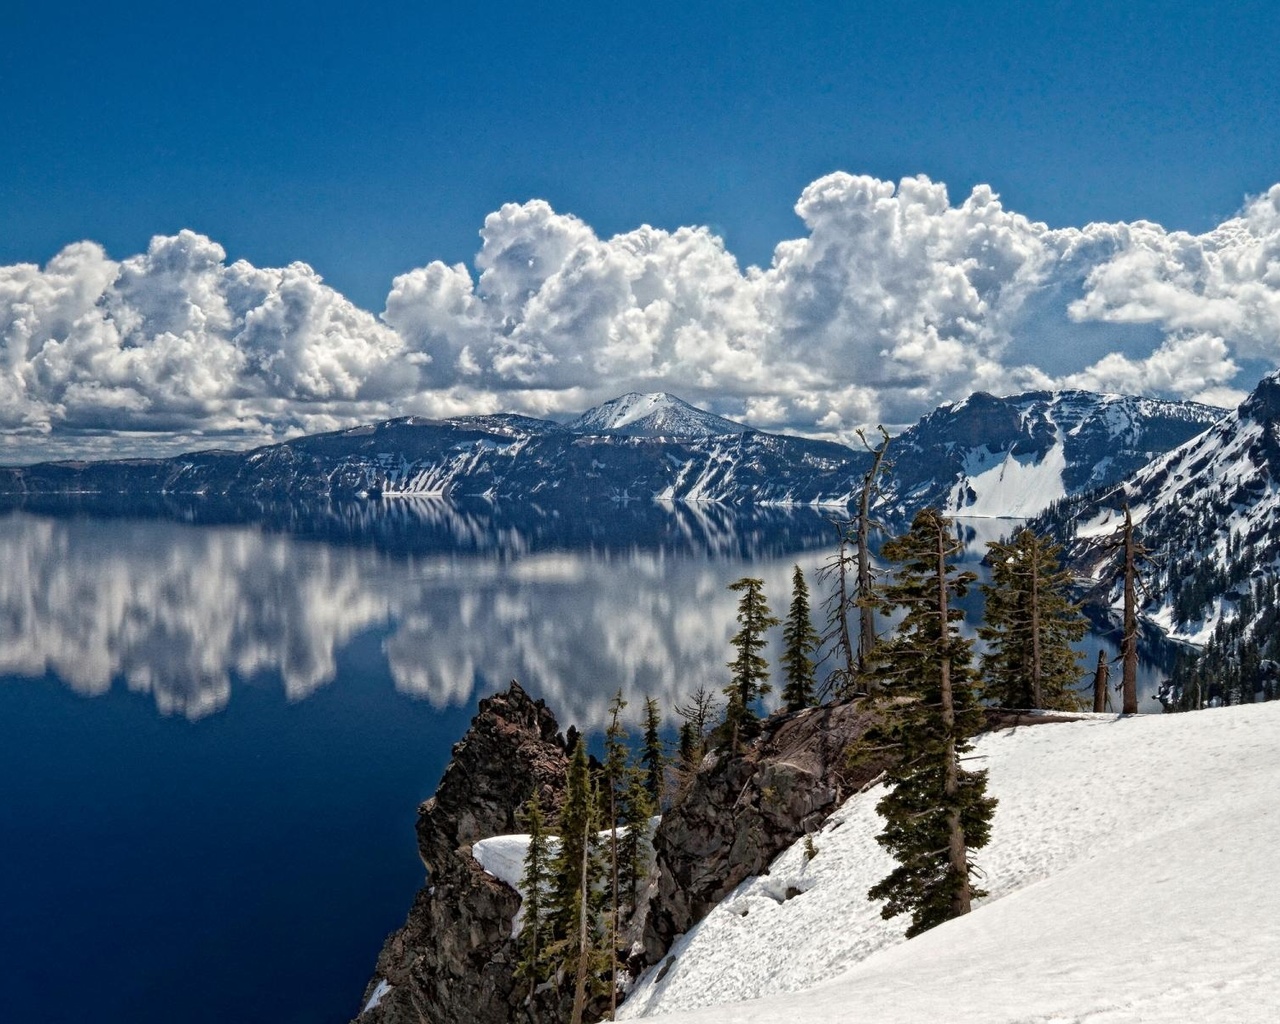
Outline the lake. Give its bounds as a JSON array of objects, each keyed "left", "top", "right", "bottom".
[{"left": 0, "top": 501, "right": 1169, "bottom": 1024}]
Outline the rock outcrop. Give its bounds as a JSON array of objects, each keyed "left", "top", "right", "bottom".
[
  {"left": 353, "top": 681, "right": 568, "bottom": 1024},
  {"left": 354, "top": 692, "right": 889, "bottom": 1023},
  {"left": 640, "top": 701, "right": 888, "bottom": 964}
]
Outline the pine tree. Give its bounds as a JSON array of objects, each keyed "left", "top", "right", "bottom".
[
  {"left": 641, "top": 696, "right": 665, "bottom": 805},
  {"left": 617, "top": 768, "right": 654, "bottom": 915},
  {"left": 1119, "top": 506, "right": 1144, "bottom": 715},
  {"left": 979, "top": 527, "right": 1087, "bottom": 711},
  {"left": 723, "top": 577, "right": 780, "bottom": 749},
  {"left": 548, "top": 739, "right": 603, "bottom": 1023},
  {"left": 514, "top": 788, "right": 552, "bottom": 1000},
  {"left": 867, "top": 508, "right": 997, "bottom": 938},
  {"left": 780, "top": 564, "right": 821, "bottom": 711},
  {"left": 601, "top": 691, "right": 629, "bottom": 1019}
]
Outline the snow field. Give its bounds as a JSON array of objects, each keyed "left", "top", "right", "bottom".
[
  {"left": 622, "top": 703, "right": 1280, "bottom": 1022},
  {"left": 947, "top": 440, "right": 1068, "bottom": 519}
]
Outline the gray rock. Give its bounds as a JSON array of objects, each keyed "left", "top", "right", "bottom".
[
  {"left": 640, "top": 701, "right": 889, "bottom": 965},
  {"left": 352, "top": 680, "right": 567, "bottom": 1024}
]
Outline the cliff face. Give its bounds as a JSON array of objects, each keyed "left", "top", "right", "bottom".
[
  {"left": 641, "top": 702, "right": 889, "bottom": 964},
  {"left": 353, "top": 687, "right": 888, "bottom": 1023},
  {"left": 354, "top": 682, "right": 568, "bottom": 1024}
]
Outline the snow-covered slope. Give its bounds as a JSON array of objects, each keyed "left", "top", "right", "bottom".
[
  {"left": 566, "top": 393, "right": 747, "bottom": 438},
  {"left": 1055, "top": 369, "right": 1280, "bottom": 648},
  {"left": 618, "top": 703, "right": 1280, "bottom": 1023},
  {"left": 882, "top": 389, "right": 1220, "bottom": 520}
]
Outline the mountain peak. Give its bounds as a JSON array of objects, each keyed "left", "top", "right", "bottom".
[
  {"left": 566, "top": 393, "right": 748, "bottom": 438},
  {"left": 1240, "top": 368, "right": 1280, "bottom": 423}
]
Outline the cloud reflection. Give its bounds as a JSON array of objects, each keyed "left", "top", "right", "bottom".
[{"left": 0, "top": 510, "right": 832, "bottom": 727}]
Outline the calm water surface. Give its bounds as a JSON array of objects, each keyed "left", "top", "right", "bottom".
[{"left": 0, "top": 502, "right": 1168, "bottom": 1023}]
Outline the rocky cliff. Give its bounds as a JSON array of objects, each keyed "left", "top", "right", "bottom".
[
  {"left": 354, "top": 682, "right": 568, "bottom": 1024},
  {"left": 353, "top": 687, "right": 889, "bottom": 1023}
]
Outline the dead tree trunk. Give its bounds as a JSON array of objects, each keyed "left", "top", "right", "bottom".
[
  {"left": 1092, "top": 648, "right": 1110, "bottom": 713},
  {"left": 855, "top": 426, "right": 891, "bottom": 685},
  {"left": 1121, "top": 506, "right": 1139, "bottom": 715}
]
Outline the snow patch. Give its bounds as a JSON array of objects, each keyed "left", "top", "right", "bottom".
[
  {"left": 948, "top": 440, "right": 1067, "bottom": 518},
  {"left": 361, "top": 979, "right": 392, "bottom": 1015}
]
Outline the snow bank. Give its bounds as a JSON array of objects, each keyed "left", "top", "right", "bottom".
[
  {"left": 472, "top": 833, "right": 532, "bottom": 890},
  {"left": 623, "top": 703, "right": 1280, "bottom": 1023}
]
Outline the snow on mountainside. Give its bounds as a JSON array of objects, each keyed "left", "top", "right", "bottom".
[
  {"left": 566, "top": 393, "right": 747, "bottom": 437},
  {"left": 615, "top": 703, "right": 1280, "bottom": 1023},
  {"left": 882, "top": 389, "right": 1220, "bottom": 520},
  {"left": 1049, "top": 370, "right": 1280, "bottom": 654},
  {"left": 0, "top": 388, "right": 1219, "bottom": 519}
]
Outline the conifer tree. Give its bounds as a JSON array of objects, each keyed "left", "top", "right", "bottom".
[
  {"left": 724, "top": 577, "right": 780, "bottom": 749},
  {"left": 979, "top": 527, "right": 1087, "bottom": 710},
  {"left": 1119, "top": 505, "right": 1145, "bottom": 715},
  {"left": 617, "top": 768, "right": 654, "bottom": 915},
  {"left": 641, "top": 696, "right": 665, "bottom": 804},
  {"left": 781, "top": 564, "right": 821, "bottom": 711},
  {"left": 867, "top": 508, "right": 997, "bottom": 938},
  {"left": 548, "top": 739, "right": 603, "bottom": 1022},
  {"left": 514, "top": 789, "right": 552, "bottom": 1000},
  {"left": 601, "top": 692, "right": 629, "bottom": 1019}
]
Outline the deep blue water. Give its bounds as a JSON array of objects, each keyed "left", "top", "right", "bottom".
[
  {"left": 1, "top": 631, "right": 478, "bottom": 1024},
  {"left": 0, "top": 503, "right": 1170, "bottom": 1023}
]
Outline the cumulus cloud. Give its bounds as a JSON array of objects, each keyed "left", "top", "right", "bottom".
[
  {"left": 0, "top": 230, "right": 408, "bottom": 452},
  {"left": 4, "top": 176, "right": 1280, "bottom": 460}
]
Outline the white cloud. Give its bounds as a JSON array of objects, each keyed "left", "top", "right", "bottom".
[
  {"left": 4, "top": 177, "right": 1280, "bottom": 460},
  {"left": 1063, "top": 331, "right": 1240, "bottom": 399},
  {"left": 1, "top": 230, "right": 408, "bottom": 453}
]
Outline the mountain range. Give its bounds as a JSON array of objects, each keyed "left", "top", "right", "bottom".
[
  {"left": 0, "top": 389, "right": 1220, "bottom": 522},
  {"left": 1038, "top": 369, "right": 1280, "bottom": 660}
]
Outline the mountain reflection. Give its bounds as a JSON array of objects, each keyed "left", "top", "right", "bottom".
[{"left": 0, "top": 504, "right": 837, "bottom": 725}]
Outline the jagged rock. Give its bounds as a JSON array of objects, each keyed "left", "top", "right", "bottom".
[
  {"left": 352, "top": 681, "right": 567, "bottom": 1024},
  {"left": 641, "top": 701, "right": 888, "bottom": 965}
]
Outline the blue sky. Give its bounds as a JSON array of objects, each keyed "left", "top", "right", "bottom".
[{"left": 2, "top": 0, "right": 1279, "bottom": 458}]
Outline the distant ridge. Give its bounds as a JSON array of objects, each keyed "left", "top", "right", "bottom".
[
  {"left": 1048, "top": 368, "right": 1280, "bottom": 647},
  {"left": 0, "top": 386, "right": 1227, "bottom": 519},
  {"left": 566, "top": 392, "right": 747, "bottom": 438}
]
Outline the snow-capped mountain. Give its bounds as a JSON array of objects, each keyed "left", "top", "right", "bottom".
[
  {"left": 1050, "top": 370, "right": 1280, "bottom": 647},
  {"left": 881, "top": 389, "right": 1221, "bottom": 519},
  {"left": 0, "top": 389, "right": 1220, "bottom": 519},
  {"left": 0, "top": 408, "right": 862, "bottom": 507},
  {"left": 565, "top": 392, "right": 747, "bottom": 437}
]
